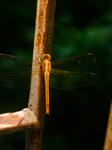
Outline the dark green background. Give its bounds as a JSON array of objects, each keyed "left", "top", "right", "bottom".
[{"left": 0, "top": 0, "right": 112, "bottom": 150}]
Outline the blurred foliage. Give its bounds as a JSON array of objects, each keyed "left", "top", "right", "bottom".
[{"left": 0, "top": 0, "right": 112, "bottom": 150}]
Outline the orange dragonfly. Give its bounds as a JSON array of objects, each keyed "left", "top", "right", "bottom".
[{"left": 0, "top": 53, "right": 99, "bottom": 114}]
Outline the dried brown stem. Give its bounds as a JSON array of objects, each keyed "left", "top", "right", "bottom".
[
  {"left": 25, "top": 0, "right": 56, "bottom": 150},
  {"left": 103, "top": 100, "right": 112, "bottom": 150}
]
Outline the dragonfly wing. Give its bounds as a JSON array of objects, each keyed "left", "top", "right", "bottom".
[
  {"left": 0, "top": 53, "right": 32, "bottom": 71},
  {"left": 51, "top": 53, "right": 97, "bottom": 71},
  {"left": 50, "top": 69, "right": 99, "bottom": 90},
  {"left": 0, "top": 72, "right": 31, "bottom": 90}
]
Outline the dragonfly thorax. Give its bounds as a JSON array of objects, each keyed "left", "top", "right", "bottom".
[{"left": 42, "top": 54, "right": 51, "bottom": 73}]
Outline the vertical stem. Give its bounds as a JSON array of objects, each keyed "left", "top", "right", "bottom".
[
  {"left": 25, "top": 0, "right": 56, "bottom": 150},
  {"left": 103, "top": 100, "right": 112, "bottom": 150}
]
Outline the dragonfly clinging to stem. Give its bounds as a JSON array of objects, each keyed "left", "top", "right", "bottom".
[{"left": 0, "top": 53, "right": 99, "bottom": 114}]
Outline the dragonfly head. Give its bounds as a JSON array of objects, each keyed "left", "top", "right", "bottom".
[{"left": 41, "top": 54, "right": 51, "bottom": 61}]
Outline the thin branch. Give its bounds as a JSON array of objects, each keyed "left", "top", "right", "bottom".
[
  {"left": 103, "top": 100, "right": 112, "bottom": 150},
  {"left": 0, "top": 108, "right": 37, "bottom": 135},
  {"left": 25, "top": 0, "right": 56, "bottom": 150}
]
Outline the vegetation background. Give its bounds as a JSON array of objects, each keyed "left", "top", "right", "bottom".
[{"left": 0, "top": 0, "right": 112, "bottom": 150}]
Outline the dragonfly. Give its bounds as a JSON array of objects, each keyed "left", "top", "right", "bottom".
[{"left": 0, "top": 53, "right": 99, "bottom": 114}]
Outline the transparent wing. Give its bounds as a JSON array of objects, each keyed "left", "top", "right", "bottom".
[
  {"left": 0, "top": 53, "right": 32, "bottom": 72},
  {"left": 50, "top": 69, "right": 99, "bottom": 90},
  {"left": 0, "top": 54, "right": 41, "bottom": 89},
  {"left": 0, "top": 72, "right": 31, "bottom": 90},
  {"left": 0, "top": 53, "right": 99, "bottom": 90},
  {"left": 51, "top": 53, "right": 97, "bottom": 71},
  {"left": 0, "top": 53, "right": 96, "bottom": 72}
]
